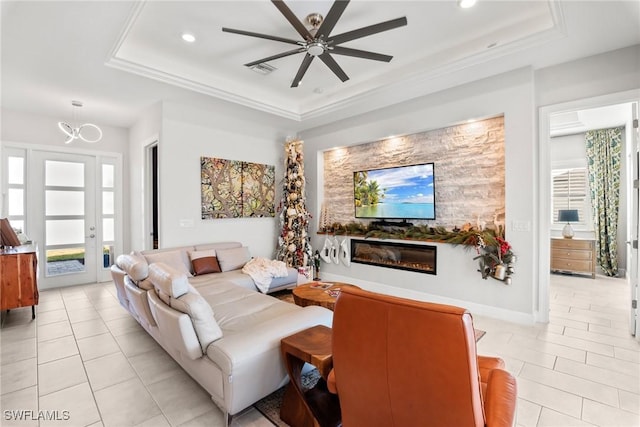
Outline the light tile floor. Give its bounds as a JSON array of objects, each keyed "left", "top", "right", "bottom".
[{"left": 1, "top": 274, "right": 638, "bottom": 426}]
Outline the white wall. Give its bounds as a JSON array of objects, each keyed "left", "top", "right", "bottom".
[
  {"left": 301, "top": 68, "right": 537, "bottom": 322},
  {"left": 536, "top": 45, "right": 639, "bottom": 108},
  {"left": 128, "top": 102, "right": 162, "bottom": 252},
  {"left": 155, "top": 101, "right": 297, "bottom": 258}
]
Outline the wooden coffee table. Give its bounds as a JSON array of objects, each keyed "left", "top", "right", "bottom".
[{"left": 293, "top": 282, "right": 360, "bottom": 311}]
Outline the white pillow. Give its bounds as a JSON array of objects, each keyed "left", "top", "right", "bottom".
[
  {"left": 144, "top": 250, "right": 193, "bottom": 277},
  {"left": 216, "top": 246, "right": 251, "bottom": 272}
]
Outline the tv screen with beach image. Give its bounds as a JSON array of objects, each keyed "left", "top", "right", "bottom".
[{"left": 354, "top": 163, "right": 435, "bottom": 220}]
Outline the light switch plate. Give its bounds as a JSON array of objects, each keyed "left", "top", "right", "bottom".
[
  {"left": 512, "top": 220, "right": 531, "bottom": 232},
  {"left": 179, "top": 219, "right": 194, "bottom": 228}
]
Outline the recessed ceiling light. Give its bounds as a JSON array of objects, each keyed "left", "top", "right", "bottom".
[
  {"left": 181, "top": 33, "right": 196, "bottom": 43},
  {"left": 458, "top": 0, "right": 477, "bottom": 9}
]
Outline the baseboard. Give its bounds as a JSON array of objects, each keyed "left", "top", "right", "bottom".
[{"left": 322, "top": 273, "right": 536, "bottom": 325}]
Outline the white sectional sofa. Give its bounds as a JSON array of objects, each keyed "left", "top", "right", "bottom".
[{"left": 110, "top": 242, "right": 332, "bottom": 425}]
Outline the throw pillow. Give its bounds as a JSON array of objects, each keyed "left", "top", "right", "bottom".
[
  {"left": 144, "top": 250, "right": 193, "bottom": 277},
  {"left": 216, "top": 246, "right": 251, "bottom": 272},
  {"left": 189, "top": 249, "right": 222, "bottom": 275}
]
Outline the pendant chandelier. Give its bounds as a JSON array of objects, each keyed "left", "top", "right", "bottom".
[{"left": 58, "top": 100, "right": 102, "bottom": 144}]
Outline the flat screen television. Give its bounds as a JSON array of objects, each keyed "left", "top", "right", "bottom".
[{"left": 354, "top": 163, "right": 435, "bottom": 220}]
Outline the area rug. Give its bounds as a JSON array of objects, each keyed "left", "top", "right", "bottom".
[
  {"left": 253, "top": 369, "right": 321, "bottom": 427},
  {"left": 270, "top": 288, "right": 294, "bottom": 304}
]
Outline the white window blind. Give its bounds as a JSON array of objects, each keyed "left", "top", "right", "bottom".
[{"left": 552, "top": 168, "right": 590, "bottom": 226}]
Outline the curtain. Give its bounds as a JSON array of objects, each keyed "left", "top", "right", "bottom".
[{"left": 585, "top": 127, "right": 623, "bottom": 276}]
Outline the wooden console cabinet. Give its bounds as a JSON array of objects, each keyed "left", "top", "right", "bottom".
[
  {"left": 0, "top": 244, "right": 39, "bottom": 319},
  {"left": 551, "top": 238, "right": 596, "bottom": 279}
]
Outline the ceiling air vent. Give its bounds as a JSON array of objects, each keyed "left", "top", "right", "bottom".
[{"left": 249, "top": 63, "right": 276, "bottom": 75}]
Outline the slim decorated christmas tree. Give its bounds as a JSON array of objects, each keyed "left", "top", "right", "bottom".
[{"left": 276, "top": 139, "right": 312, "bottom": 268}]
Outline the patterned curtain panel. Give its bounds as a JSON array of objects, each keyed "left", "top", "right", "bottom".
[{"left": 585, "top": 127, "right": 623, "bottom": 276}]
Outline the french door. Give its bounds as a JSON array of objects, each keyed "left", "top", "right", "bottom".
[{"left": 30, "top": 150, "right": 117, "bottom": 288}]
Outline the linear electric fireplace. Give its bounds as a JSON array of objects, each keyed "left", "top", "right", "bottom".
[{"left": 350, "top": 239, "right": 436, "bottom": 275}]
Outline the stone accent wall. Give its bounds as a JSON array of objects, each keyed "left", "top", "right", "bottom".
[{"left": 321, "top": 116, "right": 505, "bottom": 230}]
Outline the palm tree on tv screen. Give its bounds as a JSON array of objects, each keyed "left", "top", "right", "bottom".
[{"left": 354, "top": 171, "right": 385, "bottom": 206}]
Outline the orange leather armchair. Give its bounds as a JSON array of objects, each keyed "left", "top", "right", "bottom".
[{"left": 327, "top": 287, "right": 517, "bottom": 427}]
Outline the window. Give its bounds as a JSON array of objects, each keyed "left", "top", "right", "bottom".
[
  {"left": 552, "top": 167, "right": 591, "bottom": 227},
  {"left": 4, "top": 149, "right": 27, "bottom": 236}
]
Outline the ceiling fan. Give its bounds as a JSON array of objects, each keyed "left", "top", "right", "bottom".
[{"left": 222, "top": 0, "right": 407, "bottom": 88}]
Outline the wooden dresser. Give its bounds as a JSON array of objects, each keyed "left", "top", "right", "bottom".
[
  {"left": 0, "top": 244, "right": 39, "bottom": 319},
  {"left": 550, "top": 238, "right": 596, "bottom": 279}
]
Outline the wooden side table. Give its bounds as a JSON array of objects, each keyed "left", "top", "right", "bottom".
[
  {"left": 293, "top": 282, "right": 360, "bottom": 311},
  {"left": 280, "top": 325, "right": 341, "bottom": 427},
  {"left": 0, "top": 244, "right": 39, "bottom": 320}
]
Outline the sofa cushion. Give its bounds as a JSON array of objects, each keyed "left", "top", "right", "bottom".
[
  {"left": 144, "top": 250, "right": 193, "bottom": 277},
  {"left": 194, "top": 242, "right": 242, "bottom": 252},
  {"left": 138, "top": 277, "right": 154, "bottom": 291},
  {"left": 116, "top": 252, "right": 149, "bottom": 282},
  {"left": 171, "top": 291, "right": 223, "bottom": 351},
  {"left": 149, "top": 262, "right": 190, "bottom": 302},
  {"left": 189, "top": 249, "right": 222, "bottom": 275},
  {"left": 216, "top": 246, "right": 251, "bottom": 272}
]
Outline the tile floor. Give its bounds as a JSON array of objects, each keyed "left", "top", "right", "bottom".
[{"left": 0, "top": 274, "right": 638, "bottom": 426}]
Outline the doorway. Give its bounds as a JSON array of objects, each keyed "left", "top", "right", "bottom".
[
  {"left": 146, "top": 143, "right": 159, "bottom": 250},
  {"left": 1, "top": 144, "right": 123, "bottom": 289},
  {"left": 539, "top": 90, "right": 640, "bottom": 339},
  {"left": 32, "top": 151, "right": 98, "bottom": 287}
]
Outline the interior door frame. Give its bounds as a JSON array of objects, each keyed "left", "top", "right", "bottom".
[
  {"left": 1, "top": 141, "right": 123, "bottom": 288},
  {"left": 631, "top": 103, "right": 640, "bottom": 338},
  {"left": 538, "top": 89, "right": 640, "bottom": 328}
]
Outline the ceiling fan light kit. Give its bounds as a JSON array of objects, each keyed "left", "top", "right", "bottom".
[{"left": 222, "top": 0, "right": 407, "bottom": 88}]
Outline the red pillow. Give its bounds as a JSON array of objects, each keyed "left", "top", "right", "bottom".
[{"left": 192, "top": 256, "right": 221, "bottom": 275}]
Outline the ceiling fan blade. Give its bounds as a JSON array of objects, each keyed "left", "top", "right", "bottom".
[
  {"left": 331, "top": 46, "right": 392, "bottom": 62},
  {"left": 244, "top": 48, "right": 307, "bottom": 67},
  {"left": 291, "top": 54, "right": 314, "bottom": 88},
  {"left": 222, "top": 27, "right": 301, "bottom": 45},
  {"left": 272, "top": 0, "right": 313, "bottom": 41},
  {"left": 328, "top": 16, "right": 407, "bottom": 45},
  {"left": 316, "top": 0, "right": 349, "bottom": 40},
  {"left": 319, "top": 52, "right": 349, "bottom": 82}
]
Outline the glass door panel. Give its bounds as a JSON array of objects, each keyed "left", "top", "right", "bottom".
[
  {"left": 32, "top": 151, "right": 97, "bottom": 288},
  {"left": 101, "top": 162, "right": 116, "bottom": 270}
]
